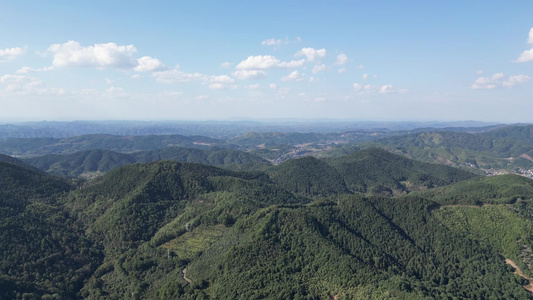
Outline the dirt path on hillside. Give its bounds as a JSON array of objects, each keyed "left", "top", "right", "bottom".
[
  {"left": 429, "top": 204, "right": 486, "bottom": 212},
  {"left": 440, "top": 204, "right": 484, "bottom": 209},
  {"left": 182, "top": 267, "right": 192, "bottom": 284},
  {"left": 505, "top": 257, "right": 533, "bottom": 293},
  {"left": 520, "top": 154, "right": 533, "bottom": 162}
]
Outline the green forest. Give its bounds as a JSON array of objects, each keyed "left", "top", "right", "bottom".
[{"left": 2, "top": 124, "right": 533, "bottom": 299}]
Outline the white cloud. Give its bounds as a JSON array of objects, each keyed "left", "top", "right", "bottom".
[
  {"left": 105, "top": 86, "right": 126, "bottom": 96},
  {"left": 131, "top": 74, "right": 141, "bottom": 79},
  {"left": 515, "top": 28, "right": 533, "bottom": 63},
  {"left": 232, "top": 69, "right": 267, "bottom": 80},
  {"left": 246, "top": 83, "right": 260, "bottom": 89},
  {"left": 135, "top": 56, "right": 166, "bottom": 72},
  {"left": 236, "top": 55, "right": 305, "bottom": 69},
  {"left": 196, "top": 95, "right": 209, "bottom": 100},
  {"left": 269, "top": 83, "right": 277, "bottom": 89},
  {"left": 208, "top": 83, "right": 238, "bottom": 90},
  {"left": 476, "top": 70, "right": 484, "bottom": 75},
  {"left": 261, "top": 38, "right": 289, "bottom": 48},
  {"left": 516, "top": 48, "right": 533, "bottom": 63},
  {"left": 353, "top": 82, "right": 408, "bottom": 94},
  {"left": 16, "top": 66, "right": 54, "bottom": 74},
  {"left": 209, "top": 83, "right": 225, "bottom": 90},
  {"left": 0, "top": 74, "right": 65, "bottom": 96},
  {"left": 335, "top": 53, "right": 348, "bottom": 65},
  {"left": 48, "top": 41, "right": 138, "bottom": 69},
  {"left": 295, "top": 47, "right": 327, "bottom": 62},
  {"left": 154, "top": 66, "right": 235, "bottom": 87},
  {"left": 153, "top": 67, "right": 205, "bottom": 84},
  {"left": 281, "top": 70, "right": 304, "bottom": 81},
  {"left": 362, "top": 73, "right": 368, "bottom": 80},
  {"left": 314, "top": 97, "right": 326, "bottom": 102},
  {"left": 312, "top": 64, "right": 326, "bottom": 74},
  {"left": 0, "top": 47, "right": 26, "bottom": 62},
  {"left": 502, "top": 75, "right": 531, "bottom": 88},
  {"left": 220, "top": 62, "right": 233, "bottom": 68},
  {"left": 158, "top": 91, "right": 183, "bottom": 97},
  {"left": 471, "top": 73, "right": 530, "bottom": 89},
  {"left": 208, "top": 75, "right": 235, "bottom": 83},
  {"left": 277, "top": 87, "right": 290, "bottom": 95},
  {"left": 379, "top": 84, "right": 408, "bottom": 94},
  {"left": 338, "top": 68, "right": 346, "bottom": 74},
  {"left": 358, "top": 65, "right": 365, "bottom": 69},
  {"left": 471, "top": 73, "right": 504, "bottom": 89}
]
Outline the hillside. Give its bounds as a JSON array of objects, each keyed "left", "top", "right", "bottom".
[
  {"left": 326, "top": 148, "right": 477, "bottom": 195},
  {"left": 0, "top": 134, "right": 228, "bottom": 157},
  {"left": 481, "top": 124, "right": 533, "bottom": 144},
  {"left": 23, "top": 147, "right": 271, "bottom": 178},
  {"left": 0, "top": 162, "right": 99, "bottom": 299},
  {"left": 2, "top": 148, "right": 533, "bottom": 298},
  {"left": 266, "top": 156, "right": 349, "bottom": 197},
  {"left": 415, "top": 174, "right": 533, "bottom": 205},
  {"left": 367, "top": 129, "right": 533, "bottom": 176},
  {"left": 23, "top": 150, "right": 137, "bottom": 178},
  {"left": 134, "top": 147, "right": 270, "bottom": 171}
]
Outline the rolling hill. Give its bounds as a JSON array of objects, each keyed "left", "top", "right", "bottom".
[{"left": 23, "top": 147, "right": 271, "bottom": 178}]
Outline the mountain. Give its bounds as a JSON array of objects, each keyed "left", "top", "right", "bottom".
[
  {"left": 134, "top": 147, "right": 270, "bottom": 171},
  {"left": 481, "top": 124, "right": 533, "bottom": 144},
  {"left": 2, "top": 149, "right": 533, "bottom": 299},
  {"left": 0, "top": 134, "right": 228, "bottom": 156},
  {"left": 23, "top": 150, "right": 137, "bottom": 178},
  {"left": 0, "top": 153, "right": 43, "bottom": 173},
  {"left": 415, "top": 174, "right": 533, "bottom": 205},
  {"left": 0, "top": 161, "right": 99, "bottom": 299},
  {"left": 266, "top": 156, "right": 349, "bottom": 197},
  {"left": 23, "top": 147, "right": 271, "bottom": 178},
  {"left": 326, "top": 148, "right": 477, "bottom": 195},
  {"left": 366, "top": 129, "right": 533, "bottom": 175}
]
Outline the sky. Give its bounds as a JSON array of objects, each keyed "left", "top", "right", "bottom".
[{"left": 0, "top": 1, "right": 532, "bottom": 123}]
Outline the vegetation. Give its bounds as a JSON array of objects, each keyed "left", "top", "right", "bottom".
[
  {"left": 266, "top": 156, "right": 349, "bottom": 197},
  {"left": 2, "top": 126, "right": 533, "bottom": 299},
  {"left": 0, "top": 134, "right": 228, "bottom": 156},
  {"left": 23, "top": 147, "right": 270, "bottom": 178},
  {"left": 365, "top": 129, "right": 533, "bottom": 173},
  {"left": 415, "top": 174, "right": 533, "bottom": 205},
  {"left": 326, "top": 148, "right": 477, "bottom": 195},
  {"left": 0, "top": 162, "right": 99, "bottom": 299}
]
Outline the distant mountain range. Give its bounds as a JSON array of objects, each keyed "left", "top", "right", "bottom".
[{"left": 0, "top": 120, "right": 502, "bottom": 139}]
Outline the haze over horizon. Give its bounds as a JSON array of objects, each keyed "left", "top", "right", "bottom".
[{"left": 1, "top": 1, "right": 532, "bottom": 123}]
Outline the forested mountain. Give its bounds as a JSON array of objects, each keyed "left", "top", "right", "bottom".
[
  {"left": 0, "top": 120, "right": 499, "bottom": 139},
  {"left": 133, "top": 147, "right": 270, "bottom": 171},
  {"left": 0, "top": 162, "right": 99, "bottom": 299},
  {"left": 0, "top": 134, "right": 228, "bottom": 156},
  {"left": 326, "top": 148, "right": 477, "bottom": 195},
  {"left": 2, "top": 126, "right": 533, "bottom": 299},
  {"left": 366, "top": 128, "right": 533, "bottom": 174},
  {"left": 0, "top": 153, "right": 42, "bottom": 172},
  {"left": 266, "top": 156, "right": 349, "bottom": 197},
  {"left": 23, "top": 150, "right": 137, "bottom": 178},
  {"left": 23, "top": 147, "right": 270, "bottom": 177},
  {"left": 482, "top": 124, "right": 533, "bottom": 144}
]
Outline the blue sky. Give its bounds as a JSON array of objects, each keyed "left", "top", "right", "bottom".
[{"left": 0, "top": 1, "right": 532, "bottom": 122}]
